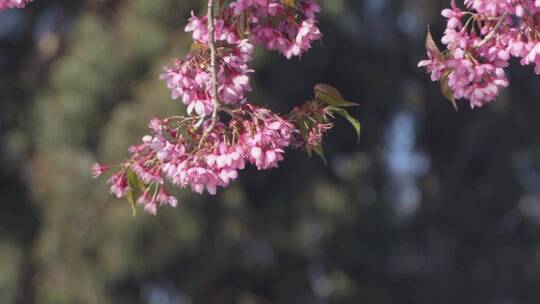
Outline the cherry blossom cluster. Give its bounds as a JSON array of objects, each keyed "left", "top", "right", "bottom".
[
  {"left": 93, "top": 0, "right": 359, "bottom": 215},
  {"left": 289, "top": 100, "right": 334, "bottom": 151},
  {"left": 419, "top": 0, "right": 540, "bottom": 108},
  {"left": 93, "top": 105, "right": 293, "bottom": 214},
  {"left": 160, "top": 35, "right": 254, "bottom": 116},
  {"left": 0, "top": 0, "right": 32, "bottom": 10},
  {"left": 230, "top": 0, "right": 322, "bottom": 58},
  {"left": 93, "top": 101, "right": 336, "bottom": 215},
  {"left": 161, "top": 0, "right": 322, "bottom": 114}
]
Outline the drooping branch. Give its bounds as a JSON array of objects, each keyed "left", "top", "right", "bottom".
[{"left": 93, "top": 0, "right": 349, "bottom": 215}]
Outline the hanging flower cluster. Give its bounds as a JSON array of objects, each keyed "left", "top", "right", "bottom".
[
  {"left": 419, "top": 0, "right": 540, "bottom": 109},
  {"left": 93, "top": 0, "right": 360, "bottom": 215},
  {"left": 0, "top": 0, "right": 32, "bottom": 10},
  {"left": 230, "top": 0, "right": 322, "bottom": 58}
]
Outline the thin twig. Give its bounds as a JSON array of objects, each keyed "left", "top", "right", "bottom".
[
  {"left": 207, "top": 0, "right": 220, "bottom": 122},
  {"left": 200, "top": 0, "right": 220, "bottom": 146},
  {"left": 476, "top": 14, "right": 507, "bottom": 48}
]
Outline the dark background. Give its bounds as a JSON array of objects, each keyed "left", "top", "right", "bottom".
[{"left": 1, "top": 0, "right": 540, "bottom": 303}]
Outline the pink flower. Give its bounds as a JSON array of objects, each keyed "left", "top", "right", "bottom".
[
  {"left": 239, "top": 105, "right": 294, "bottom": 170},
  {"left": 185, "top": 12, "right": 240, "bottom": 44},
  {"left": 107, "top": 172, "right": 130, "bottom": 199},
  {"left": 523, "top": 43, "right": 540, "bottom": 74},
  {"left": 160, "top": 39, "right": 253, "bottom": 114},
  {"left": 0, "top": 0, "right": 32, "bottom": 10},
  {"left": 418, "top": 56, "right": 446, "bottom": 82},
  {"left": 230, "top": 0, "right": 323, "bottom": 58},
  {"left": 157, "top": 187, "right": 178, "bottom": 208},
  {"left": 91, "top": 163, "right": 110, "bottom": 179},
  {"left": 136, "top": 190, "right": 158, "bottom": 215},
  {"left": 441, "top": 1, "right": 464, "bottom": 30}
]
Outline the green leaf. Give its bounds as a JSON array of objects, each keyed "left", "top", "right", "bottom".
[
  {"left": 313, "top": 144, "right": 327, "bottom": 165},
  {"left": 317, "top": 92, "right": 359, "bottom": 108},
  {"left": 126, "top": 190, "right": 137, "bottom": 218},
  {"left": 190, "top": 42, "right": 206, "bottom": 52},
  {"left": 315, "top": 83, "right": 343, "bottom": 99},
  {"left": 440, "top": 72, "right": 458, "bottom": 111},
  {"left": 297, "top": 118, "right": 309, "bottom": 138},
  {"left": 236, "top": 12, "right": 248, "bottom": 39},
  {"left": 283, "top": 0, "right": 296, "bottom": 7},
  {"left": 126, "top": 169, "right": 139, "bottom": 217},
  {"left": 328, "top": 106, "right": 361, "bottom": 144},
  {"left": 425, "top": 25, "right": 445, "bottom": 62},
  {"left": 315, "top": 84, "right": 358, "bottom": 108}
]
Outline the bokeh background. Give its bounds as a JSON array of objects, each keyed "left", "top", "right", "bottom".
[{"left": 2, "top": 0, "right": 540, "bottom": 303}]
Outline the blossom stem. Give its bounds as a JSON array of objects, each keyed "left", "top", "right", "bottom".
[
  {"left": 477, "top": 14, "right": 507, "bottom": 48},
  {"left": 201, "top": 0, "right": 220, "bottom": 144}
]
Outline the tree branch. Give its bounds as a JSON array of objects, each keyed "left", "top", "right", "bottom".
[
  {"left": 476, "top": 14, "right": 507, "bottom": 48},
  {"left": 202, "top": 0, "right": 220, "bottom": 139}
]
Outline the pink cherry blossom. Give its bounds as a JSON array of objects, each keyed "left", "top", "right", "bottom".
[
  {"left": 239, "top": 105, "right": 294, "bottom": 170},
  {"left": 160, "top": 40, "right": 253, "bottom": 115},
  {"left": 91, "top": 163, "right": 111, "bottom": 179},
  {"left": 419, "top": 0, "right": 540, "bottom": 108},
  {"left": 0, "top": 0, "right": 32, "bottom": 10},
  {"left": 107, "top": 172, "right": 130, "bottom": 199},
  {"left": 289, "top": 100, "right": 333, "bottom": 151},
  {"left": 230, "top": 0, "right": 323, "bottom": 58}
]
